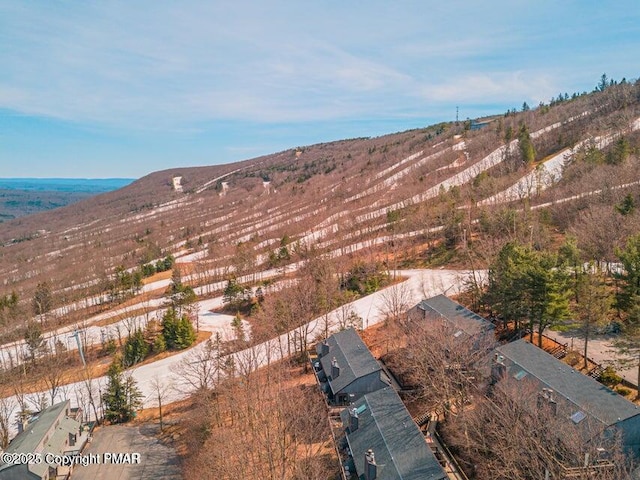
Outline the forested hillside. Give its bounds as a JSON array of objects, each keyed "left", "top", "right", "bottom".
[
  {"left": 1, "top": 77, "right": 638, "bottom": 319},
  {"left": 1, "top": 76, "right": 640, "bottom": 479},
  {"left": 0, "top": 178, "right": 133, "bottom": 221}
]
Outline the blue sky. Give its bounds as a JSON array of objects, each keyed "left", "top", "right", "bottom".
[{"left": 1, "top": 1, "right": 639, "bottom": 179}]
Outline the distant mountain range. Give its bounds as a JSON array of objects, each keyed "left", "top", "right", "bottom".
[
  {"left": 0, "top": 178, "right": 135, "bottom": 221},
  {"left": 0, "top": 178, "right": 134, "bottom": 193}
]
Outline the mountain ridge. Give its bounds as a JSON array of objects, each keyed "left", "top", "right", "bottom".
[{"left": 0, "top": 80, "right": 639, "bottom": 320}]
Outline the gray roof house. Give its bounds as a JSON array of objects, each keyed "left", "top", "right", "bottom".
[
  {"left": 340, "top": 387, "right": 448, "bottom": 480},
  {"left": 315, "top": 328, "right": 390, "bottom": 405},
  {"left": 0, "top": 400, "right": 87, "bottom": 480},
  {"left": 492, "top": 339, "right": 640, "bottom": 455},
  {"left": 409, "top": 294, "right": 495, "bottom": 339}
]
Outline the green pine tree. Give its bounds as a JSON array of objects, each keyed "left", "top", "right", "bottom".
[
  {"left": 616, "top": 193, "right": 636, "bottom": 216},
  {"left": 102, "top": 359, "right": 143, "bottom": 424},
  {"left": 615, "top": 234, "right": 640, "bottom": 319},
  {"left": 123, "top": 329, "right": 149, "bottom": 367},
  {"left": 606, "top": 137, "right": 630, "bottom": 165},
  {"left": 485, "top": 243, "right": 571, "bottom": 343},
  {"left": 518, "top": 123, "right": 536, "bottom": 164},
  {"left": 162, "top": 307, "right": 196, "bottom": 350},
  {"left": 231, "top": 313, "right": 246, "bottom": 343}
]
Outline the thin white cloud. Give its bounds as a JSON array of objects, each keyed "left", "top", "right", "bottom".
[
  {"left": 421, "top": 72, "right": 557, "bottom": 105},
  {"left": 0, "top": 1, "right": 638, "bottom": 132}
]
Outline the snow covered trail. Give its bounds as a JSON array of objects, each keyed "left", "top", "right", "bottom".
[
  {"left": 3, "top": 216, "right": 457, "bottom": 370},
  {"left": 478, "top": 115, "right": 640, "bottom": 206},
  {"left": 478, "top": 148, "right": 571, "bottom": 206},
  {"left": 0, "top": 269, "right": 472, "bottom": 437},
  {"left": 0, "top": 291, "right": 255, "bottom": 371}
]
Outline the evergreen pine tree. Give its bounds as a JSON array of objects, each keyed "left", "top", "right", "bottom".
[
  {"left": 123, "top": 329, "right": 149, "bottom": 367},
  {"left": 616, "top": 193, "right": 636, "bottom": 216},
  {"left": 518, "top": 123, "right": 536, "bottom": 164},
  {"left": 162, "top": 307, "right": 196, "bottom": 350},
  {"left": 615, "top": 234, "right": 640, "bottom": 319},
  {"left": 102, "top": 359, "right": 142, "bottom": 423}
]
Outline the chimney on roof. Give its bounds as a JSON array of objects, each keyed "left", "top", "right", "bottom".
[
  {"left": 320, "top": 341, "right": 329, "bottom": 357},
  {"left": 16, "top": 410, "right": 30, "bottom": 434},
  {"left": 537, "top": 388, "right": 558, "bottom": 415},
  {"left": 365, "top": 449, "right": 377, "bottom": 480},
  {"left": 349, "top": 408, "right": 359, "bottom": 433},
  {"left": 491, "top": 353, "right": 506, "bottom": 382},
  {"left": 331, "top": 357, "right": 340, "bottom": 379}
]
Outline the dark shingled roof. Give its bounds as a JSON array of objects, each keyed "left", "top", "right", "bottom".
[
  {"left": 4, "top": 401, "right": 69, "bottom": 455},
  {"left": 418, "top": 294, "right": 494, "bottom": 336},
  {"left": 340, "top": 387, "right": 448, "bottom": 480},
  {"left": 1, "top": 400, "right": 81, "bottom": 479},
  {"left": 496, "top": 339, "right": 640, "bottom": 426},
  {"left": 319, "top": 328, "right": 381, "bottom": 395}
]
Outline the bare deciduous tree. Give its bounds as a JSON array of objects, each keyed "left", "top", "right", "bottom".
[
  {"left": 150, "top": 375, "right": 171, "bottom": 432},
  {"left": 79, "top": 366, "right": 103, "bottom": 424},
  {"left": 182, "top": 359, "right": 336, "bottom": 479},
  {"left": 172, "top": 337, "right": 222, "bottom": 392},
  {"left": 380, "top": 281, "right": 413, "bottom": 325},
  {"left": 43, "top": 353, "right": 66, "bottom": 405},
  {"left": 0, "top": 397, "right": 16, "bottom": 448},
  {"left": 444, "top": 377, "right": 634, "bottom": 480},
  {"left": 400, "top": 319, "right": 495, "bottom": 416}
]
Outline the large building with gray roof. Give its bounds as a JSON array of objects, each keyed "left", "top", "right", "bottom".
[
  {"left": 492, "top": 339, "right": 640, "bottom": 455},
  {"left": 409, "top": 294, "right": 495, "bottom": 340},
  {"left": 0, "top": 400, "right": 87, "bottom": 480},
  {"left": 340, "top": 387, "right": 448, "bottom": 480},
  {"left": 315, "top": 328, "right": 390, "bottom": 405}
]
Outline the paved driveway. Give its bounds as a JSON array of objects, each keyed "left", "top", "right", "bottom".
[
  {"left": 544, "top": 328, "right": 637, "bottom": 386},
  {"left": 72, "top": 424, "right": 182, "bottom": 480}
]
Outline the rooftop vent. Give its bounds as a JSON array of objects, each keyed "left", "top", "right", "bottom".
[{"left": 514, "top": 370, "right": 528, "bottom": 381}]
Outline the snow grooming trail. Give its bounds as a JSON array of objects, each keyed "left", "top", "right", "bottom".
[{"left": 346, "top": 148, "right": 450, "bottom": 203}]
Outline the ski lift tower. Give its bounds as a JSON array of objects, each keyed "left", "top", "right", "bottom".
[{"left": 69, "top": 329, "right": 86, "bottom": 367}]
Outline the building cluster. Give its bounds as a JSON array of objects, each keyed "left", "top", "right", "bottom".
[
  {"left": 313, "top": 294, "right": 640, "bottom": 479},
  {"left": 313, "top": 327, "right": 449, "bottom": 480}
]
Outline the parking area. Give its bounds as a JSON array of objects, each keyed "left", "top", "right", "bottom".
[{"left": 71, "top": 424, "right": 182, "bottom": 480}]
